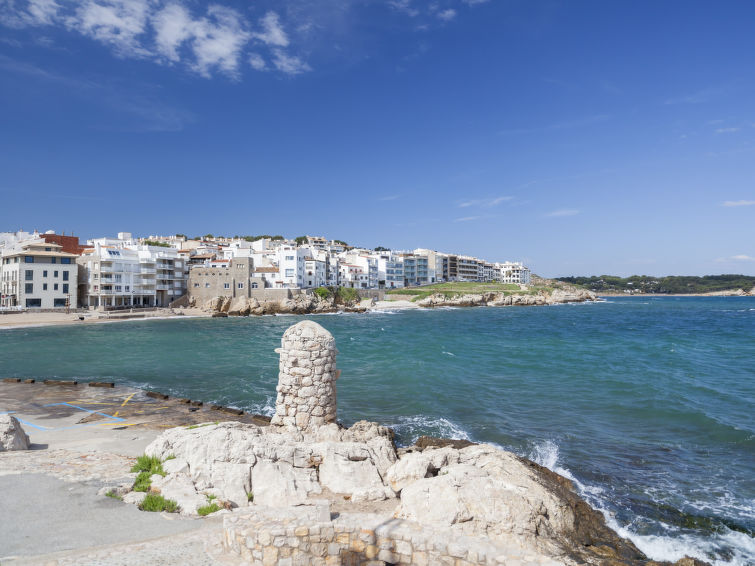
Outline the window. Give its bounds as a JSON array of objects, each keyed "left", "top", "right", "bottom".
[
  {"left": 24, "top": 256, "right": 34, "bottom": 263},
  {"left": 193, "top": 283, "right": 200, "bottom": 288},
  {"left": 115, "top": 286, "right": 121, "bottom": 291},
  {"left": 54, "top": 298, "right": 66, "bottom": 307},
  {"left": 251, "top": 282, "right": 258, "bottom": 288},
  {"left": 26, "top": 298, "right": 41, "bottom": 307},
  {"left": 43, "top": 284, "right": 48, "bottom": 291},
  {"left": 61, "top": 258, "right": 71, "bottom": 264},
  {"left": 224, "top": 283, "right": 230, "bottom": 289},
  {"left": 237, "top": 264, "right": 245, "bottom": 269},
  {"left": 94, "top": 285, "right": 99, "bottom": 291},
  {"left": 43, "top": 270, "right": 48, "bottom": 277},
  {"left": 93, "top": 274, "right": 98, "bottom": 279},
  {"left": 25, "top": 270, "right": 33, "bottom": 281},
  {"left": 63, "top": 284, "right": 69, "bottom": 294},
  {"left": 54, "top": 271, "right": 59, "bottom": 278},
  {"left": 205, "top": 283, "right": 210, "bottom": 288},
  {"left": 51, "top": 257, "right": 56, "bottom": 264},
  {"left": 25, "top": 283, "right": 33, "bottom": 294},
  {"left": 63, "top": 271, "right": 69, "bottom": 281},
  {"left": 125, "top": 286, "right": 129, "bottom": 291},
  {"left": 285, "top": 255, "right": 294, "bottom": 261},
  {"left": 237, "top": 283, "right": 244, "bottom": 289},
  {"left": 54, "top": 284, "right": 59, "bottom": 291},
  {"left": 285, "top": 269, "right": 294, "bottom": 277}
]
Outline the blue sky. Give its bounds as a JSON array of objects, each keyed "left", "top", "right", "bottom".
[{"left": 1, "top": 0, "right": 753, "bottom": 277}]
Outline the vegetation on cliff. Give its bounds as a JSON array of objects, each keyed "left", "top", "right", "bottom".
[{"left": 556, "top": 274, "right": 755, "bottom": 294}]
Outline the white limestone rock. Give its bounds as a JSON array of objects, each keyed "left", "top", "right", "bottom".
[
  {"left": 122, "top": 491, "right": 147, "bottom": 505},
  {"left": 150, "top": 472, "right": 207, "bottom": 515},
  {"left": 394, "top": 444, "right": 574, "bottom": 553},
  {"left": 0, "top": 414, "right": 30, "bottom": 451},
  {"left": 251, "top": 460, "right": 320, "bottom": 507},
  {"left": 316, "top": 442, "right": 395, "bottom": 501}
]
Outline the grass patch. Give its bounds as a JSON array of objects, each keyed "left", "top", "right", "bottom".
[
  {"left": 247, "top": 492, "right": 254, "bottom": 502},
  {"left": 197, "top": 503, "right": 221, "bottom": 516},
  {"left": 164, "top": 454, "right": 176, "bottom": 461},
  {"left": 132, "top": 471, "right": 152, "bottom": 492},
  {"left": 139, "top": 494, "right": 180, "bottom": 513},
  {"left": 130, "top": 454, "right": 166, "bottom": 476},
  {"left": 105, "top": 490, "right": 123, "bottom": 501}
]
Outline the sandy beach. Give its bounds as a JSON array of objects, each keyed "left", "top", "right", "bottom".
[{"left": 0, "top": 307, "right": 211, "bottom": 330}]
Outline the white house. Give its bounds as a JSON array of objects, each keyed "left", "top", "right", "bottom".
[{"left": 1, "top": 240, "right": 78, "bottom": 309}]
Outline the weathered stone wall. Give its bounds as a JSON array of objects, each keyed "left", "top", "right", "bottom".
[
  {"left": 270, "top": 321, "right": 339, "bottom": 429},
  {"left": 223, "top": 506, "right": 555, "bottom": 566}
]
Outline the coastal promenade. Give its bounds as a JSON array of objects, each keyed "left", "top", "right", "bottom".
[{"left": 0, "top": 381, "right": 267, "bottom": 565}]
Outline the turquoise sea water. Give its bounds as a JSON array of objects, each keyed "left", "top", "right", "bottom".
[{"left": 1, "top": 297, "right": 753, "bottom": 564}]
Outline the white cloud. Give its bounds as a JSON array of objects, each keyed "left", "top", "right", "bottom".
[
  {"left": 715, "top": 254, "right": 755, "bottom": 262},
  {"left": 272, "top": 49, "right": 311, "bottom": 75},
  {"left": 249, "top": 52, "right": 266, "bottom": 71},
  {"left": 545, "top": 209, "right": 580, "bottom": 217},
  {"left": 253, "top": 11, "right": 289, "bottom": 47},
  {"left": 437, "top": 9, "right": 456, "bottom": 21},
  {"left": 188, "top": 5, "right": 251, "bottom": 78},
  {"left": 69, "top": 0, "right": 153, "bottom": 58},
  {"left": 388, "top": 0, "right": 419, "bottom": 18},
  {"left": 152, "top": 3, "right": 193, "bottom": 63},
  {"left": 454, "top": 216, "right": 480, "bottom": 222},
  {"left": 715, "top": 127, "right": 740, "bottom": 134},
  {"left": 458, "top": 196, "right": 513, "bottom": 208},
  {"left": 462, "top": 0, "right": 490, "bottom": 4},
  {"left": 722, "top": 200, "right": 755, "bottom": 207},
  {"left": 27, "top": 0, "right": 59, "bottom": 24}
]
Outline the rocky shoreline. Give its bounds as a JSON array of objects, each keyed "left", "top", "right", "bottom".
[{"left": 195, "top": 286, "right": 599, "bottom": 317}]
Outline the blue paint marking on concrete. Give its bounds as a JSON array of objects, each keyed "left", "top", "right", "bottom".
[{"left": 11, "top": 403, "right": 127, "bottom": 431}]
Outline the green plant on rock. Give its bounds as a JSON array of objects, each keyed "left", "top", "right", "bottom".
[
  {"left": 197, "top": 502, "right": 221, "bottom": 516},
  {"left": 132, "top": 471, "right": 152, "bottom": 492},
  {"left": 105, "top": 490, "right": 123, "bottom": 501},
  {"left": 130, "top": 454, "right": 166, "bottom": 476},
  {"left": 139, "top": 494, "right": 180, "bottom": 513},
  {"left": 314, "top": 287, "right": 331, "bottom": 300},
  {"left": 247, "top": 492, "right": 254, "bottom": 502}
]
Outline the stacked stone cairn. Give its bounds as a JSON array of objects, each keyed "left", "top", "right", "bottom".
[{"left": 270, "top": 320, "right": 340, "bottom": 430}]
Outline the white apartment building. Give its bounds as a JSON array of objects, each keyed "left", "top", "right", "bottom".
[
  {"left": 371, "top": 252, "right": 404, "bottom": 289},
  {"left": 494, "top": 262, "right": 531, "bottom": 285},
  {"left": 1, "top": 240, "right": 78, "bottom": 309},
  {"left": 303, "top": 259, "right": 327, "bottom": 288},
  {"left": 340, "top": 253, "right": 377, "bottom": 289},
  {"left": 276, "top": 246, "right": 313, "bottom": 288},
  {"left": 339, "top": 263, "right": 369, "bottom": 288},
  {"left": 79, "top": 235, "right": 188, "bottom": 309}
]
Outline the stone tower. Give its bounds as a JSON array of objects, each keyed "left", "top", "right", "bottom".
[{"left": 271, "top": 321, "right": 340, "bottom": 429}]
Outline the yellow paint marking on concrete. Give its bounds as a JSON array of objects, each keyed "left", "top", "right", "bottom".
[
  {"left": 113, "top": 411, "right": 119, "bottom": 417},
  {"left": 120, "top": 393, "right": 136, "bottom": 407},
  {"left": 153, "top": 406, "right": 170, "bottom": 410}
]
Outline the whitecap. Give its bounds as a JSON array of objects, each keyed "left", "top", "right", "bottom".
[
  {"left": 388, "top": 415, "right": 471, "bottom": 445},
  {"left": 442, "top": 351, "right": 456, "bottom": 356}
]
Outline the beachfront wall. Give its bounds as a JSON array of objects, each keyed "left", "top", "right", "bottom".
[{"left": 223, "top": 506, "right": 535, "bottom": 566}]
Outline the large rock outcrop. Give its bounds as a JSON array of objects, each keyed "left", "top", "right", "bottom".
[
  {"left": 0, "top": 414, "right": 30, "bottom": 451},
  {"left": 417, "top": 287, "right": 596, "bottom": 308}
]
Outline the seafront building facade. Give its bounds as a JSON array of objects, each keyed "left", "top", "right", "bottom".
[
  {"left": 0, "top": 229, "right": 530, "bottom": 308},
  {"left": 0, "top": 240, "right": 78, "bottom": 308}
]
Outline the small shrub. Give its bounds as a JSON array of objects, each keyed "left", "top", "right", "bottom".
[
  {"left": 130, "top": 454, "right": 165, "bottom": 476},
  {"left": 105, "top": 490, "right": 123, "bottom": 501},
  {"left": 197, "top": 503, "right": 221, "bottom": 516},
  {"left": 314, "top": 287, "right": 331, "bottom": 300},
  {"left": 247, "top": 492, "right": 254, "bottom": 502},
  {"left": 132, "top": 471, "right": 152, "bottom": 492},
  {"left": 336, "top": 287, "right": 359, "bottom": 304},
  {"left": 206, "top": 494, "right": 217, "bottom": 501},
  {"left": 139, "top": 494, "right": 180, "bottom": 513}
]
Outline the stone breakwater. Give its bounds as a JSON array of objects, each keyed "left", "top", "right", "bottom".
[
  {"left": 199, "top": 293, "right": 365, "bottom": 316},
  {"left": 115, "top": 320, "right": 706, "bottom": 566}
]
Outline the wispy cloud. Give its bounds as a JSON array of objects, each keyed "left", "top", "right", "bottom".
[
  {"left": 716, "top": 127, "right": 740, "bottom": 134},
  {"left": 499, "top": 114, "right": 609, "bottom": 136},
  {"left": 0, "top": 1, "right": 310, "bottom": 78},
  {"left": 454, "top": 216, "right": 481, "bottom": 223},
  {"left": 458, "top": 196, "right": 513, "bottom": 208},
  {"left": 664, "top": 87, "right": 725, "bottom": 105},
  {"left": 715, "top": 254, "right": 755, "bottom": 262},
  {"left": 545, "top": 209, "right": 580, "bottom": 217},
  {"left": 722, "top": 200, "right": 755, "bottom": 207},
  {"left": 437, "top": 9, "right": 457, "bottom": 22},
  {"left": 0, "top": 54, "right": 193, "bottom": 132},
  {"left": 378, "top": 195, "right": 400, "bottom": 201}
]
